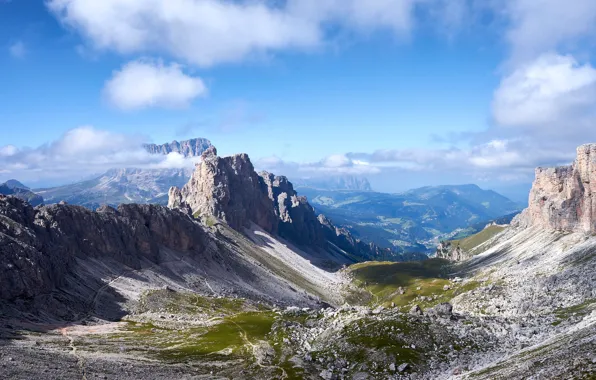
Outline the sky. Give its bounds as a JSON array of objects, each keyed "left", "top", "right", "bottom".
[{"left": 1, "top": 0, "right": 596, "bottom": 202}]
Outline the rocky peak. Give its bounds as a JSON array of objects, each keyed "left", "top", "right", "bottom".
[
  {"left": 168, "top": 150, "right": 413, "bottom": 259},
  {"left": 168, "top": 152, "right": 277, "bottom": 232},
  {"left": 514, "top": 143, "right": 596, "bottom": 233},
  {"left": 144, "top": 138, "right": 213, "bottom": 157}
]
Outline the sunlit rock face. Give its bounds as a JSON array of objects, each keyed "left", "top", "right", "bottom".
[{"left": 514, "top": 144, "right": 596, "bottom": 233}]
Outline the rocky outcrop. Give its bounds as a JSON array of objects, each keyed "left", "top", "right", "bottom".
[
  {"left": 435, "top": 241, "right": 466, "bottom": 261},
  {"left": 0, "top": 195, "right": 210, "bottom": 301},
  {"left": 514, "top": 144, "right": 596, "bottom": 233},
  {"left": 169, "top": 150, "right": 412, "bottom": 259},
  {"left": 168, "top": 147, "right": 277, "bottom": 232},
  {"left": 144, "top": 138, "right": 213, "bottom": 157},
  {"left": 260, "top": 172, "right": 325, "bottom": 247}
]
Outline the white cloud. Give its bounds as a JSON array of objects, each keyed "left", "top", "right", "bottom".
[
  {"left": 493, "top": 53, "right": 596, "bottom": 129},
  {"left": 104, "top": 59, "right": 207, "bottom": 110},
  {"left": 0, "top": 145, "right": 17, "bottom": 157},
  {"left": 47, "top": 0, "right": 468, "bottom": 67},
  {"left": 504, "top": 0, "right": 596, "bottom": 63},
  {"left": 0, "top": 126, "right": 198, "bottom": 183},
  {"left": 256, "top": 154, "right": 380, "bottom": 178},
  {"left": 9, "top": 40, "right": 26, "bottom": 58},
  {"left": 47, "top": 0, "right": 321, "bottom": 67}
]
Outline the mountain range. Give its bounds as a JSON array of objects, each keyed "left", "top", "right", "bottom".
[
  {"left": 0, "top": 144, "right": 594, "bottom": 379},
  {"left": 298, "top": 184, "right": 523, "bottom": 253},
  {"left": 10, "top": 138, "right": 522, "bottom": 256},
  {"left": 34, "top": 138, "right": 213, "bottom": 209}
]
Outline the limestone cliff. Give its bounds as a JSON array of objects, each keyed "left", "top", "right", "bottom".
[
  {"left": 0, "top": 195, "right": 210, "bottom": 301},
  {"left": 514, "top": 144, "right": 596, "bottom": 233},
  {"left": 168, "top": 147, "right": 277, "bottom": 233},
  {"left": 168, "top": 149, "right": 410, "bottom": 260}
]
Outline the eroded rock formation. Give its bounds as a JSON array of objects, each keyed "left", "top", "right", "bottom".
[
  {"left": 0, "top": 195, "right": 210, "bottom": 301},
  {"left": 144, "top": 138, "right": 213, "bottom": 157},
  {"left": 169, "top": 149, "right": 410, "bottom": 260},
  {"left": 514, "top": 144, "right": 596, "bottom": 233}
]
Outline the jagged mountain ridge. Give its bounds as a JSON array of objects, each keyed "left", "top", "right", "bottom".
[
  {"left": 143, "top": 138, "right": 213, "bottom": 157},
  {"left": 169, "top": 147, "right": 420, "bottom": 263}
]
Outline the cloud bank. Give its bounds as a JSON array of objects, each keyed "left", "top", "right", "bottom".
[{"left": 0, "top": 126, "right": 199, "bottom": 185}]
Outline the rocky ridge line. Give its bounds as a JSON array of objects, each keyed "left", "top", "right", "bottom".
[
  {"left": 168, "top": 148, "right": 409, "bottom": 261},
  {"left": 144, "top": 138, "right": 214, "bottom": 157}
]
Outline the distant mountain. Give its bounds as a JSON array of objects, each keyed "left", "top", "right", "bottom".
[
  {"left": 36, "top": 168, "right": 191, "bottom": 209},
  {"left": 3, "top": 179, "right": 29, "bottom": 190},
  {"left": 36, "top": 138, "right": 213, "bottom": 209},
  {"left": 0, "top": 179, "right": 44, "bottom": 206},
  {"left": 294, "top": 175, "right": 372, "bottom": 191},
  {"left": 297, "top": 184, "right": 522, "bottom": 253},
  {"left": 143, "top": 138, "right": 213, "bottom": 157}
]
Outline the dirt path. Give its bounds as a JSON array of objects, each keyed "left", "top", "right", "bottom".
[{"left": 61, "top": 327, "right": 88, "bottom": 380}]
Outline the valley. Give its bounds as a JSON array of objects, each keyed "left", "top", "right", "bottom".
[{"left": 1, "top": 145, "right": 595, "bottom": 379}]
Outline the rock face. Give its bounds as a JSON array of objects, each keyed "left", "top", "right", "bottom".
[
  {"left": 169, "top": 150, "right": 408, "bottom": 259},
  {"left": 514, "top": 144, "right": 596, "bottom": 233},
  {"left": 168, "top": 147, "right": 277, "bottom": 233},
  {"left": 318, "top": 214, "right": 398, "bottom": 261},
  {"left": 144, "top": 138, "right": 213, "bottom": 157},
  {"left": 434, "top": 241, "right": 466, "bottom": 261},
  {"left": 0, "top": 195, "right": 209, "bottom": 301},
  {"left": 260, "top": 172, "right": 325, "bottom": 246}
]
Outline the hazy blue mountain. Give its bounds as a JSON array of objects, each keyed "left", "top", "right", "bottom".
[
  {"left": 298, "top": 184, "right": 523, "bottom": 253},
  {"left": 294, "top": 175, "right": 372, "bottom": 191},
  {"left": 0, "top": 179, "right": 44, "bottom": 206}
]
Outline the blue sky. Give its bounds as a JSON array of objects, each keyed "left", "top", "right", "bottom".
[{"left": 1, "top": 0, "right": 596, "bottom": 201}]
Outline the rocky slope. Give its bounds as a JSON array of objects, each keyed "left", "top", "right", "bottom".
[
  {"left": 0, "top": 195, "right": 343, "bottom": 320},
  {"left": 169, "top": 147, "right": 413, "bottom": 262},
  {"left": 513, "top": 143, "right": 596, "bottom": 233}
]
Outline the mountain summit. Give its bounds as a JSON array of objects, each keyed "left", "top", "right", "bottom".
[
  {"left": 168, "top": 148, "right": 417, "bottom": 263},
  {"left": 143, "top": 138, "right": 213, "bottom": 157}
]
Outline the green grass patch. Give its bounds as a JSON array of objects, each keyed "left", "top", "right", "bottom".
[
  {"left": 157, "top": 312, "right": 276, "bottom": 362},
  {"left": 552, "top": 299, "right": 595, "bottom": 325},
  {"left": 137, "top": 290, "right": 251, "bottom": 316},
  {"left": 346, "top": 259, "right": 480, "bottom": 309},
  {"left": 449, "top": 225, "right": 506, "bottom": 252}
]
